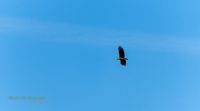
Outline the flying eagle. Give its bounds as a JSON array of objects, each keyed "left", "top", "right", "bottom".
[{"left": 116, "top": 46, "right": 128, "bottom": 66}]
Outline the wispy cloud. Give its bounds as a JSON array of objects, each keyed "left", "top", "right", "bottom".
[{"left": 1, "top": 16, "right": 200, "bottom": 54}]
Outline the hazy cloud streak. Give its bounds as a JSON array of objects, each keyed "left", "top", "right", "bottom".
[{"left": 1, "top": 16, "right": 200, "bottom": 54}]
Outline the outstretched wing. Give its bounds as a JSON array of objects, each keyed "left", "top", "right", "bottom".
[
  {"left": 120, "top": 60, "right": 126, "bottom": 65},
  {"left": 118, "top": 46, "right": 125, "bottom": 58}
]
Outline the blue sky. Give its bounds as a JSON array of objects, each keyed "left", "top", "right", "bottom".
[{"left": 1, "top": 0, "right": 200, "bottom": 111}]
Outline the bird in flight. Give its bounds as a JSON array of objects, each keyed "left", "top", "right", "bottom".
[{"left": 116, "top": 46, "right": 128, "bottom": 66}]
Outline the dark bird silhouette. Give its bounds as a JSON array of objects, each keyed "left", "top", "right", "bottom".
[{"left": 116, "top": 46, "right": 128, "bottom": 66}]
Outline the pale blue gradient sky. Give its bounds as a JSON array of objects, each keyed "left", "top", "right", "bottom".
[{"left": 1, "top": 0, "right": 200, "bottom": 111}]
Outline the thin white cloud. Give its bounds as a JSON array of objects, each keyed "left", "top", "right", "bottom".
[{"left": 1, "top": 16, "right": 200, "bottom": 54}]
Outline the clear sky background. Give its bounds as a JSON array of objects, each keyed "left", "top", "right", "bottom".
[{"left": 1, "top": 0, "right": 200, "bottom": 111}]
